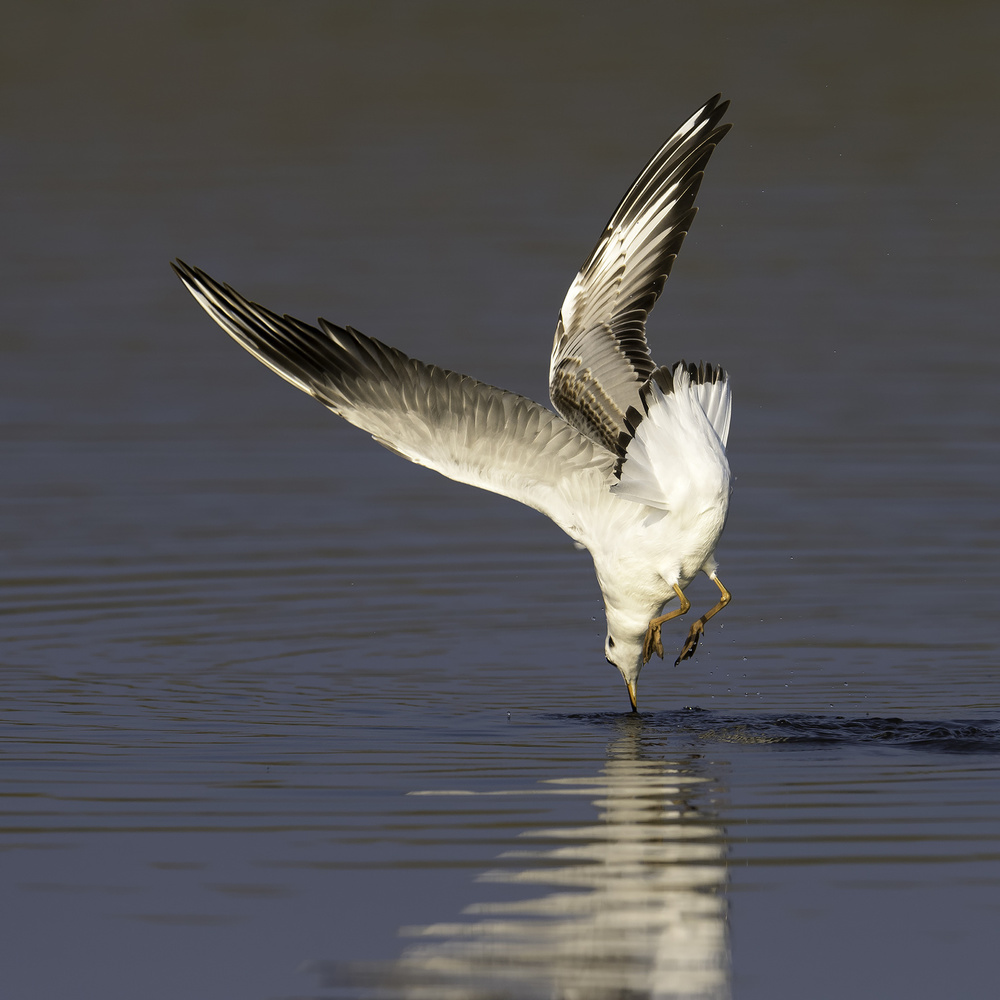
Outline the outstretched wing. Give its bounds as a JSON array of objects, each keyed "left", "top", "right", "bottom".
[
  {"left": 173, "top": 261, "right": 613, "bottom": 538},
  {"left": 549, "top": 94, "right": 731, "bottom": 453}
]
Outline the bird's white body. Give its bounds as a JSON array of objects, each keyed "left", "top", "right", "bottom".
[
  {"left": 174, "top": 95, "right": 734, "bottom": 710},
  {"left": 568, "top": 363, "right": 731, "bottom": 688}
]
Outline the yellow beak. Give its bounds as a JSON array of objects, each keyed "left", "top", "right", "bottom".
[{"left": 626, "top": 679, "right": 638, "bottom": 712}]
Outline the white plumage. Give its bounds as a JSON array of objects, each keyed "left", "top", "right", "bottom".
[{"left": 174, "top": 94, "right": 734, "bottom": 711}]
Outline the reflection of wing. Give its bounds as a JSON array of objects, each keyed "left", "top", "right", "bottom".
[
  {"left": 172, "top": 261, "right": 612, "bottom": 537},
  {"left": 307, "top": 751, "right": 731, "bottom": 999},
  {"left": 549, "top": 94, "right": 731, "bottom": 453}
]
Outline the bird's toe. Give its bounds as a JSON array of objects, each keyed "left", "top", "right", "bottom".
[
  {"left": 675, "top": 622, "right": 705, "bottom": 665},
  {"left": 642, "top": 624, "right": 664, "bottom": 665}
]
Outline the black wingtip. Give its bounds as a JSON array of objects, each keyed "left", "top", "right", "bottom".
[
  {"left": 171, "top": 258, "right": 205, "bottom": 287},
  {"left": 700, "top": 93, "right": 732, "bottom": 127}
]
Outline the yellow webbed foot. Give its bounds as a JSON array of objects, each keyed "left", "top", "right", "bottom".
[
  {"left": 642, "top": 623, "right": 664, "bottom": 665},
  {"left": 675, "top": 620, "right": 705, "bottom": 665}
]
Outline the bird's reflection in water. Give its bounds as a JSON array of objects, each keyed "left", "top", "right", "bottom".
[{"left": 311, "top": 721, "right": 730, "bottom": 999}]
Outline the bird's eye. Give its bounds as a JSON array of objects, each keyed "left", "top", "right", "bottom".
[{"left": 607, "top": 637, "right": 615, "bottom": 648}]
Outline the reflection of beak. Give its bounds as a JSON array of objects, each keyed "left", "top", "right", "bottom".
[{"left": 626, "top": 680, "right": 638, "bottom": 713}]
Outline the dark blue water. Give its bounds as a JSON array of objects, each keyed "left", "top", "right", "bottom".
[{"left": 2, "top": 3, "right": 999, "bottom": 998}]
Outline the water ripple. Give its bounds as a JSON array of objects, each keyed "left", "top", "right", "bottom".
[{"left": 565, "top": 709, "right": 1000, "bottom": 755}]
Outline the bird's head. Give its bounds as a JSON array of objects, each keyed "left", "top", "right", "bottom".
[{"left": 604, "top": 617, "right": 647, "bottom": 713}]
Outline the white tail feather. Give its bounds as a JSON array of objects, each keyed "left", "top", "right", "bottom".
[{"left": 611, "top": 366, "right": 730, "bottom": 512}]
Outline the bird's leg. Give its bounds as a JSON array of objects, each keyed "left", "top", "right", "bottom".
[
  {"left": 642, "top": 584, "right": 690, "bottom": 664},
  {"left": 675, "top": 575, "right": 731, "bottom": 665}
]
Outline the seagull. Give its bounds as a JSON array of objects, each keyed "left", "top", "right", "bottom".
[{"left": 173, "top": 94, "right": 733, "bottom": 712}]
